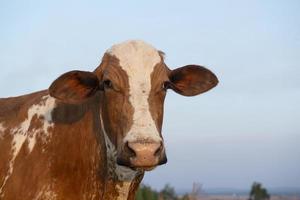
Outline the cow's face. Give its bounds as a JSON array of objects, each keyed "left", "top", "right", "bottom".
[{"left": 49, "top": 40, "right": 218, "bottom": 171}]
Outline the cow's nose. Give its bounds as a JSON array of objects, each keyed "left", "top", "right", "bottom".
[{"left": 127, "top": 141, "right": 164, "bottom": 168}]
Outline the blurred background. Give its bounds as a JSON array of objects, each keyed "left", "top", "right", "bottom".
[{"left": 1, "top": 0, "right": 299, "bottom": 199}]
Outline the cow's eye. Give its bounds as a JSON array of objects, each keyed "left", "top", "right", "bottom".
[
  {"left": 103, "top": 80, "right": 113, "bottom": 89},
  {"left": 162, "top": 81, "right": 171, "bottom": 91}
]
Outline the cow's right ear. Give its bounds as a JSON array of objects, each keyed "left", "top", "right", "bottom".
[{"left": 49, "top": 70, "right": 100, "bottom": 104}]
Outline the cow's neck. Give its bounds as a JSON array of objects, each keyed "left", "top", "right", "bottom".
[
  {"left": 48, "top": 94, "right": 107, "bottom": 199},
  {"left": 99, "top": 110, "right": 144, "bottom": 200}
]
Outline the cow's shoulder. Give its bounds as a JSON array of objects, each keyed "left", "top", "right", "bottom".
[
  {"left": 0, "top": 90, "right": 49, "bottom": 122},
  {"left": 0, "top": 90, "right": 56, "bottom": 155}
]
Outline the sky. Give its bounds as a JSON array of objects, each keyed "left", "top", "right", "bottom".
[{"left": 1, "top": 0, "right": 300, "bottom": 192}]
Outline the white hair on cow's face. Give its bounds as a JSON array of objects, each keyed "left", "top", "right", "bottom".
[
  {"left": 107, "top": 40, "right": 162, "bottom": 143},
  {"left": 0, "top": 95, "right": 56, "bottom": 195}
]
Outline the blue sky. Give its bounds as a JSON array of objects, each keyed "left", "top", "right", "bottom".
[{"left": 1, "top": 0, "right": 300, "bottom": 191}]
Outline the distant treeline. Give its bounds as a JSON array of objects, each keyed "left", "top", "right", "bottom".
[
  {"left": 135, "top": 184, "right": 191, "bottom": 200},
  {"left": 136, "top": 182, "right": 271, "bottom": 200}
]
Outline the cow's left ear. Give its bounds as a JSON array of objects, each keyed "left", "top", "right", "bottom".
[
  {"left": 49, "top": 70, "right": 100, "bottom": 104},
  {"left": 168, "top": 65, "right": 218, "bottom": 96}
]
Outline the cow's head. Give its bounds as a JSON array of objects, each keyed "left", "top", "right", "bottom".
[{"left": 49, "top": 40, "right": 218, "bottom": 171}]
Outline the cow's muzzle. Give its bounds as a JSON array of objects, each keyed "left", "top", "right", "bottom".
[{"left": 117, "top": 140, "right": 167, "bottom": 170}]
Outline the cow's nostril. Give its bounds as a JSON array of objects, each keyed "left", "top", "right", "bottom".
[
  {"left": 125, "top": 141, "right": 136, "bottom": 157},
  {"left": 154, "top": 142, "right": 163, "bottom": 156}
]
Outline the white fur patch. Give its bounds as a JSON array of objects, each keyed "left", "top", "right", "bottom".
[
  {"left": 0, "top": 95, "right": 56, "bottom": 194},
  {"left": 24, "top": 95, "right": 56, "bottom": 152},
  {"left": 33, "top": 184, "right": 57, "bottom": 200},
  {"left": 0, "top": 123, "right": 5, "bottom": 139},
  {"left": 108, "top": 40, "right": 162, "bottom": 143},
  {"left": 116, "top": 182, "right": 132, "bottom": 200}
]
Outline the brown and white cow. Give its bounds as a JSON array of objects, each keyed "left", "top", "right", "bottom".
[{"left": 0, "top": 40, "right": 218, "bottom": 200}]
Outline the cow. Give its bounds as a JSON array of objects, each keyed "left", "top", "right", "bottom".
[{"left": 0, "top": 40, "right": 218, "bottom": 200}]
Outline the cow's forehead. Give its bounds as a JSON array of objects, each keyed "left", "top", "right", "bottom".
[{"left": 106, "top": 40, "right": 161, "bottom": 76}]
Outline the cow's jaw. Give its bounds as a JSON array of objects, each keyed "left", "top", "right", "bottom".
[{"left": 99, "top": 114, "right": 140, "bottom": 180}]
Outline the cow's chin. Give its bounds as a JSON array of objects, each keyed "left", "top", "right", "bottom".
[
  {"left": 137, "top": 166, "right": 157, "bottom": 171},
  {"left": 118, "top": 162, "right": 157, "bottom": 172}
]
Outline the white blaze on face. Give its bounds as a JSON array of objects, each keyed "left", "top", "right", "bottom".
[{"left": 108, "top": 40, "right": 162, "bottom": 143}]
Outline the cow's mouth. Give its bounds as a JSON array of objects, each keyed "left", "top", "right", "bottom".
[
  {"left": 117, "top": 154, "right": 167, "bottom": 171},
  {"left": 117, "top": 157, "right": 157, "bottom": 171}
]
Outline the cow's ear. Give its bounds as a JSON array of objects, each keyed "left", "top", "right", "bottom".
[
  {"left": 49, "top": 70, "right": 100, "bottom": 104},
  {"left": 168, "top": 65, "right": 218, "bottom": 96}
]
